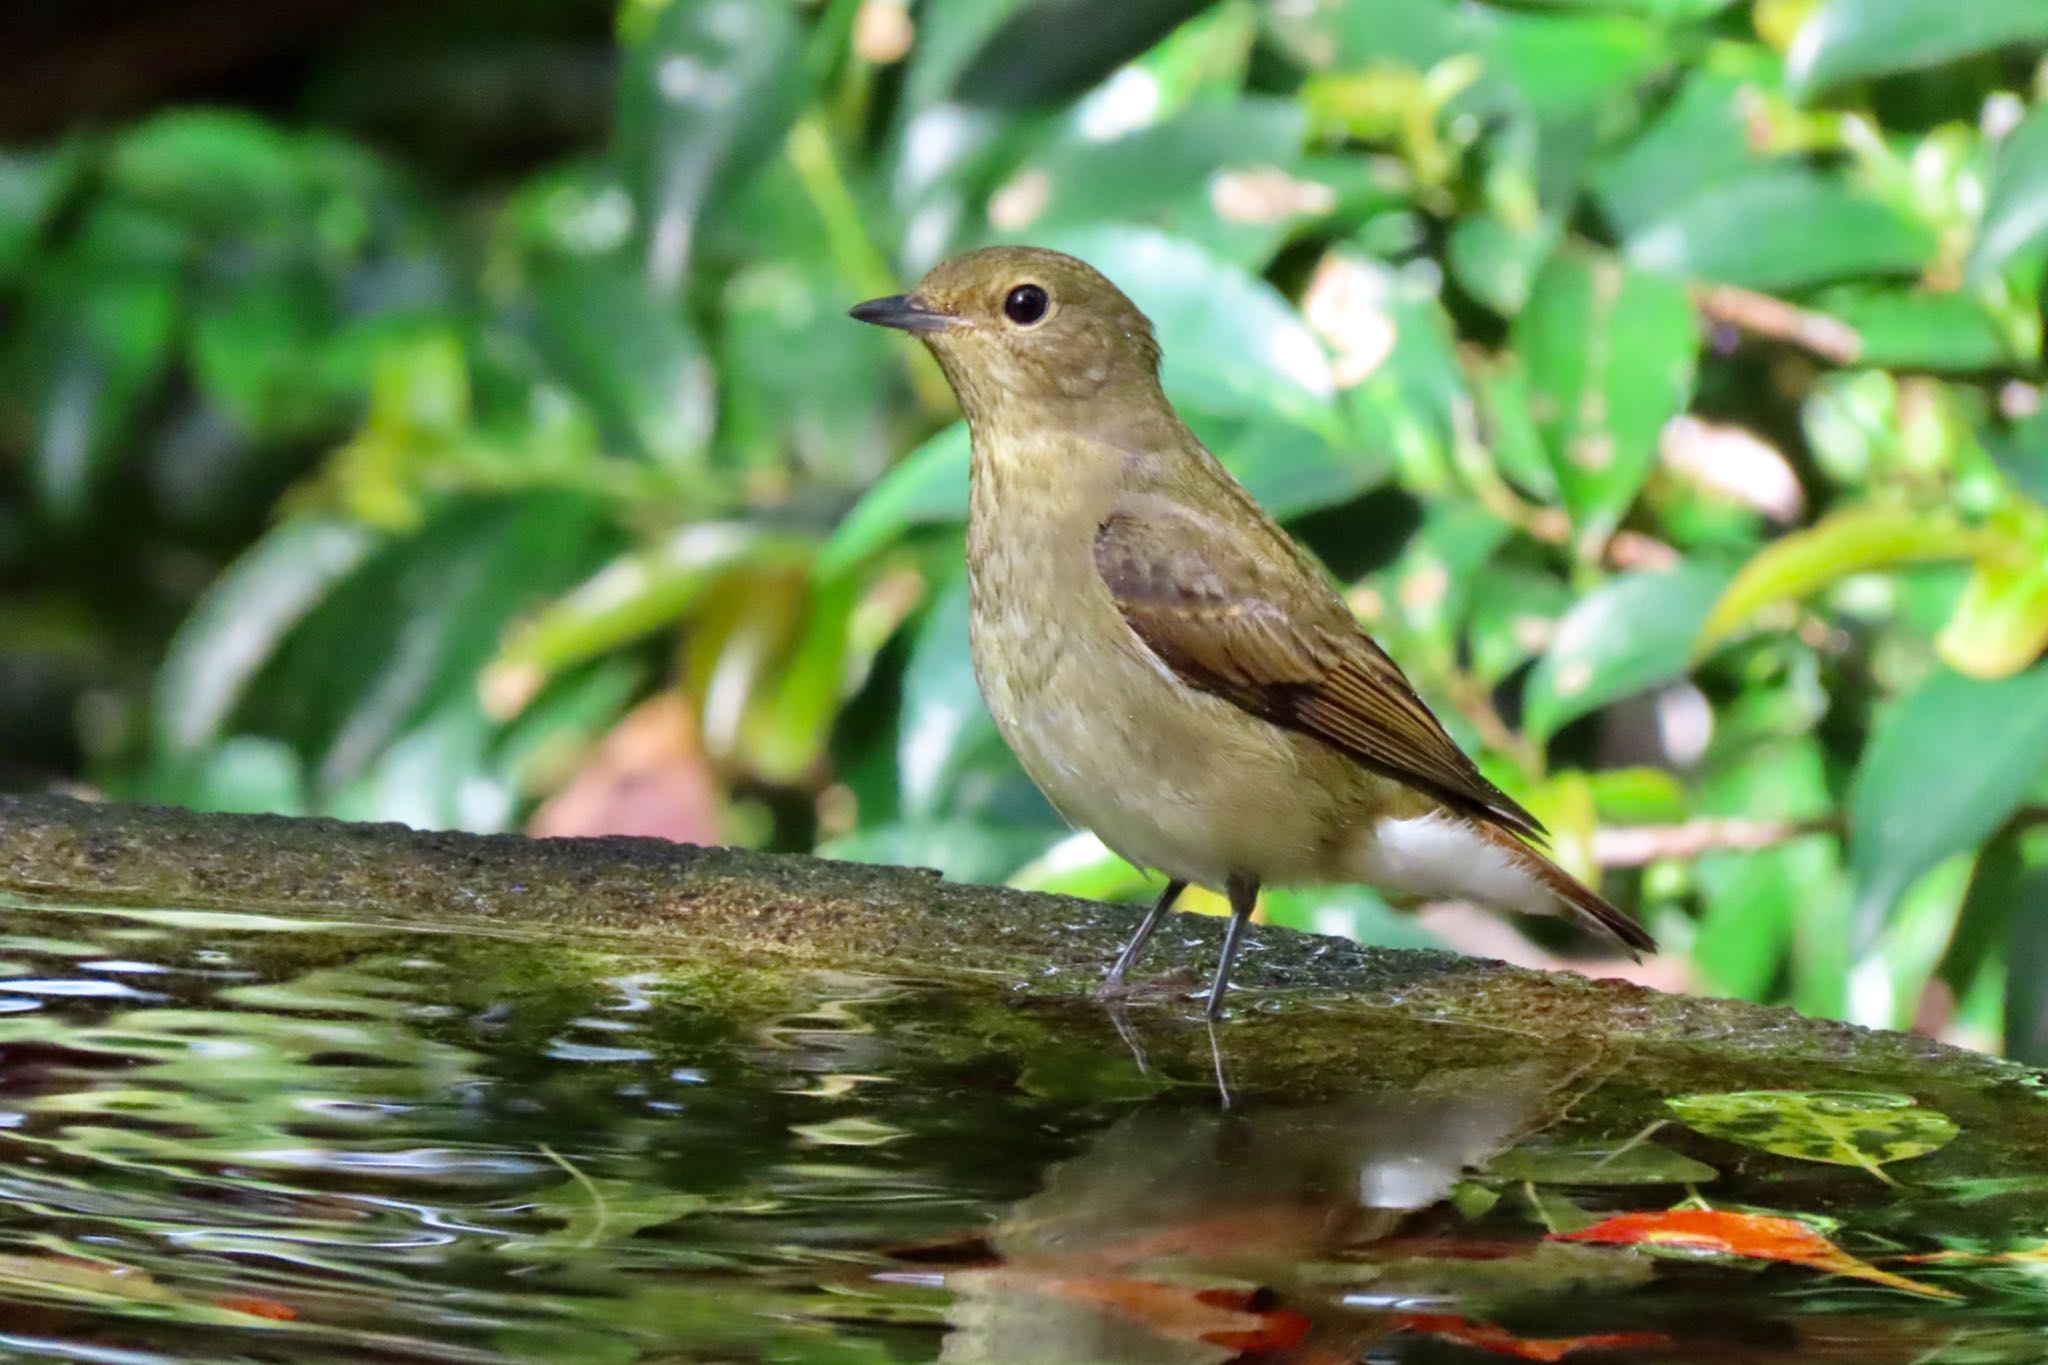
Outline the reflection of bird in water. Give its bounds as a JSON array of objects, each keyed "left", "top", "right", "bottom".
[{"left": 930, "top": 1063, "right": 1571, "bottom": 1364}]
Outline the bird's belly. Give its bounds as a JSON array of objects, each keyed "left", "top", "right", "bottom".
[{"left": 969, "top": 596, "right": 1348, "bottom": 888}]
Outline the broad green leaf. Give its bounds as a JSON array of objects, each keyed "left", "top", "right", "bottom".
[
  {"left": 1628, "top": 168, "right": 1936, "bottom": 290},
  {"left": 816, "top": 424, "right": 972, "bottom": 579},
  {"left": 154, "top": 519, "right": 381, "bottom": 756},
  {"left": 1666, "top": 1090, "right": 1958, "bottom": 1185},
  {"left": 1848, "top": 659, "right": 2048, "bottom": 947},
  {"left": 1693, "top": 737, "right": 1842, "bottom": 1001},
  {"left": 1338, "top": 257, "right": 1469, "bottom": 491},
  {"left": 106, "top": 109, "right": 310, "bottom": 230},
  {"left": 530, "top": 252, "right": 715, "bottom": 470},
  {"left": 1697, "top": 504, "right": 1989, "bottom": 653},
  {"left": 1806, "top": 287, "right": 2020, "bottom": 372},
  {"left": 2000, "top": 858, "right": 2048, "bottom": 1065},
  {"left": 954, "top": 0, "right": 1221, "bottom": 107},
  {"left": 1787, "top": 0, "right": 2048, "bottom": 95},
  {"left": 1010, "top": 832, "right": 1149, "bottom": 900},
  {"left": 1259, "top": 884, "right": 1446, "bottom": 951},
  {"left": 988, "top": 100, "right": 1307, "bottom": 268},
  {"left": 12, "top": 203, "right": 186, "bottom": 523},
  {"left": 1971, "top": 103, "right": 2048, "bottom": 285},
  {"left": 189, "top": 272, "right": 358, "bottom": 441},
  {"left": 1593, "top": 65, "right": 1762, "bottom": 241},
  {"left": 718, "top": 260, "right": 901, "bottom": 484},
  {"left": 1515, "top": 251, "right": 1697, "bottom": 538},
  {"left": 1486, "top": 1140, "right": 1718, "bottom": 1186},
  {"left": 262, "top": 495, "right": 617, "bottom": 792},
  {"left": 1586, "top": 767, "right": 1688, "bottom": 823},
  {"left": 1524, "top": 563, "right": 1730, "bottom": 742},
  {"left": 1447, "top": 212, "right": 1560, "bottom": 317},
  {"left": 819, "top": 819, "right": 1050, "bottom": 886},
  {"left": 1483, "top": 10, "right": 1670, "bottom": 123},
  {"left": 1035, "top": 225, "right": 1339, "bottom": 437},
  {"left": 617, "top": 0, "right": 803, "bottom": 293},
  {"left": 0, "top": 143, "right": 86, "bottom": 279},
  {"left": 1987, "top": 408, "right": 2048, "bottom": 506},
  {"left": 1938, "top": 555, "right": 2048, "bottom": 679},
  {"left": 489, "top": 524, "right": 813, "bottom": 694}
]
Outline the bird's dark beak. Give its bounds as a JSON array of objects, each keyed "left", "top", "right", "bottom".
[{"left": 849, "top": 293, "right": 954, "bottom": 334}]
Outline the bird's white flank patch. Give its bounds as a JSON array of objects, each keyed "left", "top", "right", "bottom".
[{"left": 1353, "top": 813, "right": 1551, "bottom": 918}]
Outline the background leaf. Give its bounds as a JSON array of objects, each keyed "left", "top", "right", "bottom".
[{"left": 1847, "top": 660, "right": 2048, "bottom": 948}]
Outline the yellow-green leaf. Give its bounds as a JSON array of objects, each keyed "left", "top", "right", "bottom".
[
  {"left": 1666, "top": 1090, "right": 1957, "bottom": 1186},
  {"left": 1696, "top": 504, "right": 1990, "bottom": 654}
]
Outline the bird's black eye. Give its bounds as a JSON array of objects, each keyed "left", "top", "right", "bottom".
[{"left": 1002, "top": 283, "right": 1049, "bottom": 326}]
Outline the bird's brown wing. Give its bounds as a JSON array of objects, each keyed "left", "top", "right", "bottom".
[{"left": 1094, "top": 502, "right": 1546, "bottom": 842}]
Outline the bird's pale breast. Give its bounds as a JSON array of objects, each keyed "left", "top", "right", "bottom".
[{"left": 965, "top": 438, "right": 1381, "bottom": 890}]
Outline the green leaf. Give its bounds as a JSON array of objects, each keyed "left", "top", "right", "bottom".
[
  {"left": 489, "top": 524, "right": 813, "bottom": 691},
  {"left": 1697, "top": 504, "right": 1989, "bottom": 652},
  {"left": 262, "top": 495, "right": 617, "bottom": 793},
  {"left": 106, "top": 109, "right": 310, "bottom": 231},
  {"left": 1486, "top": 1139, "right": 1719, "bottom": 1186},
  {"left": 816, "top": 424, "right": 972, "bottom": 579},
  {"left": 617, "top": 0, "right": 803, "bottom": 293},
  {"left": 1848, "top": 659, "right": 2048, "bottom": 947},
  {"left": 1787, "top": 0, "right": 2048, "bottom": 95},
  {"left": 954, "top": 0, "right": 1220, "bottom": 107},
  {"left": 1666, "top": 1090, "right": 1958, "bottom": 1185},
  {"left": 12, "top": 204, "right": 185, "bottom": 523},
  {"left": 718, "top": 261, "right": 900, "bottom": 483},
  {"left": 1970, "top": 103, "right": 2048, "bottom": 285},
  {"left": 1999, "top": 859, "right": 2048, "bottom": 1065},
  {"left": 1938, "top": 552, "right": 2048, "bottom": 680},
  {"left": 990, "top": 99, "right": 1308, "bottom": 269},
  {"left": 1627, "top": 168, "right": 1937, "bottom": 290},
  {"left": 1034, "top": 225, "right": 1339, "bottom": 437},
  {"left": 1259, "top": 884, "right": 1446, "bottom": 952},
  {"left": 530, "top": 252, "right": 715, "bottom": 470},
  {"left": 1514, "top": 251, "right": 1697, "bottom": 539},
  {"left": 0, "top": 143, "right": 86, "bottom": 280},
  {"left": 1523, "top": 562, "right": 1730, "bottom": 742},
  {"left": 154, "top": 519, "right": 381, "bottom": 756},
  {"left": 1806, "top": 287, "right": 2020, "bottom": 372},
  {"left": 1594, "top": 65, "right": 1762, "bottom": 241},
  {"left": 1693, "top": 737, "right": 1842, "bottom": 1001},
  {"left": 818, "top": 820, "right": 1050, "bottom": 886}
]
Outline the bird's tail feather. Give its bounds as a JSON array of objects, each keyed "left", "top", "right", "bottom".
[{"left": 1476, "top": 822, "right": 1658, "bottom": 960}]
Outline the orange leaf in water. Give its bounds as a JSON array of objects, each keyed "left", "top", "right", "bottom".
[
  {"left": 216, "top": 1295, "right": 298, "bottom": 1320},
  {"left": 1004, "top": 1274, "right": 1312, "bottom": 1352},
  {"left": 1394, "top": 1313, "right": 1669, "bottom": 1361},
  {"left": 1554, "top": 1210, "right": 1959, "bottom": 1300}
]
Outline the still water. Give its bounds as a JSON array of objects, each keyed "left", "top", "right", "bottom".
[{"left": 0, "top": 895, "right": 2044, "bottom": 1363}]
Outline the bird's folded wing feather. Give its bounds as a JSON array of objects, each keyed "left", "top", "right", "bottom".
[{"left": 1094, "top": 500, "right": 1546, "bottom": 842}]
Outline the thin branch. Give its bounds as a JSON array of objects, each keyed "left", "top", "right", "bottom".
[
  {"left": 1594, "top": 806, "right": 2048, "bottom": 867},
  {"left": 1692, "top": 283, "right": 1863, "bottom": 366}
]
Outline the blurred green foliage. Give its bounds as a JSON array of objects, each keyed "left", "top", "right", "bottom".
[{"left": 2, "top": 0, "right": 2046, "bottom": 1049}]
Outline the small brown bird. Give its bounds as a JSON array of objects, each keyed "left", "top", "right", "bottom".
[{"left": 852, "top": 246, "right": 1655, "bottom": 1016}]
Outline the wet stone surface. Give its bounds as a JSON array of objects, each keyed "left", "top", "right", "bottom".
[{"left": 0, "top": 891, "right": 2044, "bottom": 1363}]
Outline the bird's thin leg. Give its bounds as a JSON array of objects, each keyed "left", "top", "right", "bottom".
[
  {"left": 1104, "top": 1003, "right": 1152, "bottom": 1075},
  {"left": 1205, "top": 874, "right": 1259, "bottom": 1019},
  {"left": 1205, "top": 1017, "right": 1234, "bottom": 1109},
  {"left": 1098, "top": 878, "right": 1186, "bottom": 998}
]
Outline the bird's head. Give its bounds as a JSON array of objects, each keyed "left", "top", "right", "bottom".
[{"left": 850, "top": 245, "right": 1163, "bottom": 426}]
